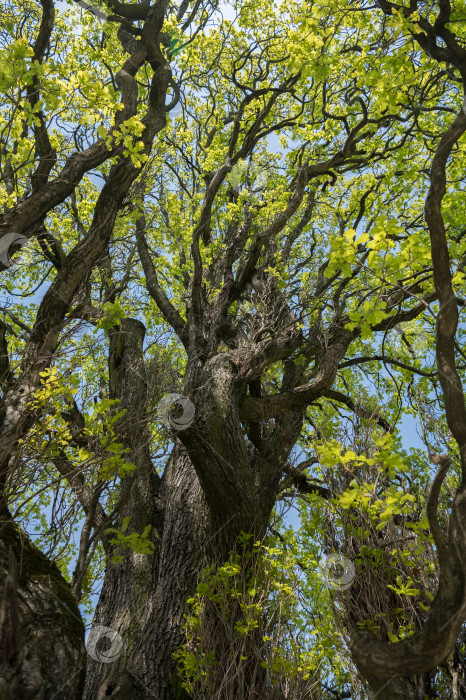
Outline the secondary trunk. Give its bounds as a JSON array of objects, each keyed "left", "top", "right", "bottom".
[{"left": 0, "top": 510, "right": 86, "bottom": 700}]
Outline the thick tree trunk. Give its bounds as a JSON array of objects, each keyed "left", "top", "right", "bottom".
[
  {"left": 364, "top": 673, "right": 430, "bottom": 699},
  {"left": 84, "top": 443, "right": 277, "bottom": 699},
  {"left": 0, "top": 510, "right": 86, "bottom": 700}
]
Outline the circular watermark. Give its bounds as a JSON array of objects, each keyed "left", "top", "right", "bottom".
[
  {"left": 157, "top": 393, "right": 195, "bottom": 430},
  {"left": 317, "top": 553, "right": 355, "bottom": 591},
  {"left": 227, "top": 161, "right": 268, "bottom": 195},
  {"left": 392, "top": 322, "right": 430, "bottom": 361},
  {"left": 86, "top": 625, "right": 123, "bottom": 663},
  {"left": 0, "top": 232, "right": 33, "bottom": 269},
  {"left": 250, "top": 164, "right": 267, "bottom": 192},
  {"left": 228, "top": 160, "right": 248, "bottom": 193}
]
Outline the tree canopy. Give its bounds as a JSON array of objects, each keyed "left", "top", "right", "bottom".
[{"left": 1, "top": 0, "right": 466, "bottom": 697}]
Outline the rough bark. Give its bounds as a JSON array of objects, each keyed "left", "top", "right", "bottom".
[
  {"left": 0, "top": 511, "right": 85, "bottom": 700},
  {"left": 363, "top": 674, "right": 430, "bottom": 700}
]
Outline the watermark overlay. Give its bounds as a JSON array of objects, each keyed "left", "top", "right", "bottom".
[
  {"left": 250, "top": 164, "right": 267, "bottom": 192},
  {"left": 227, "top": 161, "right": 268, "bottom": 195},
  {"left": 75, "top": 0, "right": 107, "bottom": 24},
  {"left": 0, "top": 232, "right": 33, "bottom": 268},
  {"left": 86, "top": 625, "right": 123, "bottom": 663},
  {"left": 392, "top": 322, "right": 430, "bottom": 361},
  {"left": 157, "top": 393, "right": 195, "bottom": 430},
  {"left": 228, "top": 160, "right": 248, "bottom": 193},
  {"left": 317, "top": 553, "right": 355, "bottom": 591},
  {"left": 0, "top": 230, "right": 65, "bottom": 273}
]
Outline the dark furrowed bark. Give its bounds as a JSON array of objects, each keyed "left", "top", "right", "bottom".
[
  {"left": 0, "top": 512, "right": 86, "bottom": 699},
  {"left": 137, "top": 447, "right": 212, "bottom": 700},
  {"left": 83, "top": 317, "right": 166, "bottom": 699},
  {"left": 83, "top": 447, "right": 210, "bottom": 700},
  {"left": 135, "top": 446, "right": 279, "bottom": 700}
]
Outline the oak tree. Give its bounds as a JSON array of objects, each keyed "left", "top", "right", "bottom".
[{"left": 1, "top": 0, "right": 466, "bottom": 697}]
